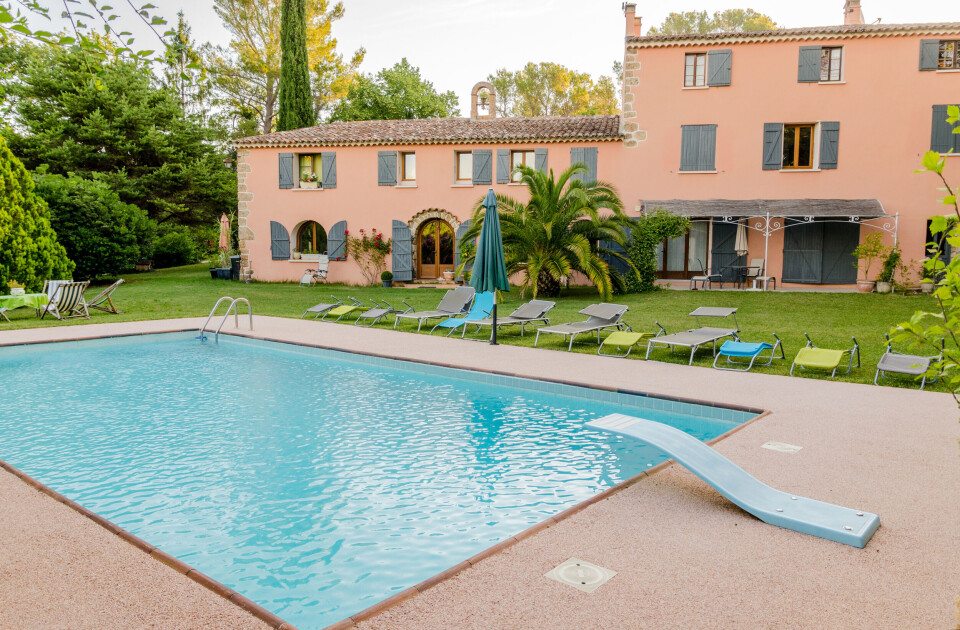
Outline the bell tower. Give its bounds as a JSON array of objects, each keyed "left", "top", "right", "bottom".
[{"left": 470, "top": 81, "right": 497, "bottom": 120}]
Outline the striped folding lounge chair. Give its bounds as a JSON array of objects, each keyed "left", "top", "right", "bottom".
[
  {"left": 713, "top": 334, "right": 785, "bottom": 371},
  {"left": 790, "top": 334, "right": 860, "bottom": 378},
  {"left": 393, "top": 286, "right": 475, "bottom": 332},
  {"left": 534, "top": 303, "right": 631, "bottom": 351},
  {"left": 37, "top": 281, "right": 91, "bottom": 320},
  {"left": 87, "top": 279, "right": 125, "bottom": 314}
]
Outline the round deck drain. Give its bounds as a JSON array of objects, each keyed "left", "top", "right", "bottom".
[{"left": 544, "top": 558, "right": 617, "bottom": 593}]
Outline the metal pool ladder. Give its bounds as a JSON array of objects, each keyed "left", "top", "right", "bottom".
[{"left": 198, "top": 296, "right": 253, "bottom": 342}]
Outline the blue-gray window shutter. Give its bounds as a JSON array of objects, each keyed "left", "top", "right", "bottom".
[
  {"left": 583, "top": 147, "right": 598, "bottom": 183},
  {"left": 699, "top": 125, "right": 716, "bottom": 171},
  {"left": 798, "top": 46, "right": 822, "bottom": 82},
  {"left": 920, "top": 39, "right": 941, "bottom": 71},
  {"left": 762, "top": 123, "right": 783, "bottom": 170},
  {"left": 570, "top": 147, "right": 585, "bottom": 182},
  {"left": 377, "top": 151, "right": 396, "bottom": 186},
  {"left": 600, "top": 221, "right": 632, "bottom": 276},
  {"left": 454, "top": 219, "right": 473, "bottom": 280},
  {"left": 278, "top": 153, "right": 294, "bottom": 189},
  {"left": 819, "top": 121, "right": 840, "bottom": 169},
  {"left": 321, "top": 152, "right": 337, "bottom": 188},
  {"left": 270, "top": 221, "right": 290, "bottom": 260},
  {"left": 706, "top": 50, "right": 732, "bottom": 86},
  {"left": 680, "top": 125, "right": 700, "bottom": 171},
  {"left": 472, "top": 149, "right": 492, "bottom": 184},
  {"left": 391, "top": 220, "right": 413, "bottom": 281},
  {"left": 930, "top": 105, "right": 959, "bottom": 153},
  {"left": 496, "top": 149, "right": 510, "bottom": 184},
  {"left": 327, "top": 220, "right": 347, "bottom": 260},
  {"left": 535, "top": 148, "right": 548, "bottom": 174}
]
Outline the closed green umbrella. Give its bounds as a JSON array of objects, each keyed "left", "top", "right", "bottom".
[{"left": 470, "top": 188, "right": 510, "bottom": 344}]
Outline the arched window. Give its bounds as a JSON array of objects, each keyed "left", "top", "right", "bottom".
[{"left": 297, "top": 221, "right": 327, "bottom": 254}]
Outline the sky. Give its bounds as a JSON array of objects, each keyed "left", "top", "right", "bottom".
[{"left": 44, "top": 0, "right": 960, "bottom": 114}]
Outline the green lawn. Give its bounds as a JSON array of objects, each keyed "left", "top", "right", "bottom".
[{"left": 3, "top": 263, "right": 943, "bottom": 390}]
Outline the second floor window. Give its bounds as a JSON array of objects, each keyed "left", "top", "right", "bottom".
[
  {"left": 820, "top": 47, "right": 842, "bottom": 82},
  {"left": 511, "top": 150, "right": 534, "bottom": 182},
  {"left": 941, "top": 40, "right": 959, "bottom": 69},
  {"left": 684, "top": 53, "right": 706, "bottom": 87},
  {"left": 400, "top": 152, "right": 416, "bottom": 182},
  {"left": 455, "top": 151, "right": 472, "bottom": 183},
  {"left": 299, "top": 154, "right": 321, "bottom": 187},
  {"left": 782, "top": 124, "right": 814, "bottom": 169}
]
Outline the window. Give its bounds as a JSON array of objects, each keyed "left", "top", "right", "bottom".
[
  {"left": 820, "top": 47, "right": 842, "bottom": 82},
  {"left": 510, "top": 150, "right": 534, "bottom": 182},
  {"left": 940, "top": 40, "right": 959, "bottom": 69},
  {"left": 679, "top": 124, "right": 717, "bottom": 172},
  {"left": 684, "top": 53, "right": 706, "bottom": 87},
  {"left": 931, "top": 105, "right": 960, "bottom": 154},
  {"left": 782, "top": 124, "right": 815, "bottom": 169},
  {"left": 400, "top": 152, "right": 416, "bottom": 182},
  {"left": 455, "top": 151, "right": 473, "bottom": 183},
  {"left": 296, "top": 221, "right": 327, "bottom": 255},
  {"left": 298, "top": 154, "right": 321, "bottom": 187}
]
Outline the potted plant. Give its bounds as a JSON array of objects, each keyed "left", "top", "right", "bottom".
[
  {"left": 920, "top": 268, "right": 936, "bottom": 294},
  {"left": 442, "top": 270, "right": 455, "bottom": 282},
  {"left": 381, "top": 270, "right": 393, "bottom": 288},
  {"left": 292, "top": 250, "right": 302, "bottom": 260},
  {"left": 851, "top": 232, "right": 889, "bottom": 293},
  {"left": 300, "top": 172, "right": 319, "bottom": 189},
  {"left": 875, "top": 246, "right": 901, "bottom": 294},
  {"left": 7, "top": 281, "right": 24, "bottom": 296}
]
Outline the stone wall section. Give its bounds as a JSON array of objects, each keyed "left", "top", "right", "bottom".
[
  {"left": 620, "top": 49, "right": 647, "bottom": 147},
  {"left": 236, "top": 149, "right": 254, "bottom": 281}
]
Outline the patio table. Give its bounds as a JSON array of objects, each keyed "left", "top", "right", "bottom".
[{"left": 0, "top": 293, "right": 49, "bottom": 310}]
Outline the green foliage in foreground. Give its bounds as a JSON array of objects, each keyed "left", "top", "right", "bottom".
[{"left": 0, "top": 263, "right": 944, "bottom": 391}]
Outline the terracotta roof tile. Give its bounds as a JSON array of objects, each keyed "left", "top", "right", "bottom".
[
  {"left": 628, "top": 22, "right": 960, "bottom": 47},
  {"left": 234, "top": 115, "right": 622, "bottom": 148}
]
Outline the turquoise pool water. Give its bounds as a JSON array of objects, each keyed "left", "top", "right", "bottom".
[{"left": 0, "top": 333, "right": 753, "bottom": 628}]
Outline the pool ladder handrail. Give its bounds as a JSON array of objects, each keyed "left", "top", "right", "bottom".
[{"left": 198, "top": 296, "right": 253, "bottom": 342}]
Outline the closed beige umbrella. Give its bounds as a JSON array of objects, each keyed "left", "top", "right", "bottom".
[{"left": 735, "top": 219, "right": 748, "bottom": 257}]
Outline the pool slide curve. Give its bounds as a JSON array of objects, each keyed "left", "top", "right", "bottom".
[{"left": 586, "top": 414, "right": 880, "bottom": 548}]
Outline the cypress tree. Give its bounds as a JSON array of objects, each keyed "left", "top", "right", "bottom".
[{"left": 277, "top": 0, "right": 315, "bottom": 131}]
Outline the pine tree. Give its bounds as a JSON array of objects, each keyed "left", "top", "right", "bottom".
[{"left": 277, "top": 0, "right": 315, "bottom": 131}]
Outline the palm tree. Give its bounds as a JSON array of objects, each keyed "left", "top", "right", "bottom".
[{"left": 459, "top": 163, "right": 631, "bottom": 299}]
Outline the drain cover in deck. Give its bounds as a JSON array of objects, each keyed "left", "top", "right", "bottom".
[
  {"left": 544, "top": 558, "right": 616, "bottom": 593},
  {"left": 761, "top": 441, "right": 802, "bottom": 454}
]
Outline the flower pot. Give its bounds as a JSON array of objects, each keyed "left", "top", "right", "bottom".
[
  {"left": 209, "top": 268, "right": 218, "bottom": 279},
  {"left": 10, "top": 287, "right": 25, "bottom": 296},
  {"left": 875, "top": 281, "right": 893, "bottom": 294},
  {"left": 920, "top": 281, "right": 934, "bottom": 294},
  {"left": 300, "top": 181, "right": 318, "bottom": 189},
  {"left": 856, "top": 280, "right": 876, "bottom": 293},
  {"left": 442, "top": 271, "right": 455, "bottom": 282},
  {"left": 215, "top": 267, "right": 232, "bottom": 280},
  {"left": 292, "top": 252, "right": 302, "bottom": 260},
  {"left": 382, "top": 280, "right": 392, "bottom": 288}
]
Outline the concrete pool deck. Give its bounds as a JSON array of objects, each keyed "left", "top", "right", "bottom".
[{"left": 0, "top": 316, "right": 957, "bottom": 629}]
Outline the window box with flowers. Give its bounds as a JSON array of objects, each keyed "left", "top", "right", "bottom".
[
  {"left": 301, "top": 172, "right": 319, "bottom": 189},
  {"left": 345, "top": 228, "right": 392, "bottom": 286}
]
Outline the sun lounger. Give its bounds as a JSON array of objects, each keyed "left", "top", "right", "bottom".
[
  {"left": 874, "top": 334, "right": 942, "bottom": 389},
  {"left": 86, "top": 279, "right": 125, "bottom": 314},
  {"left": 534, "top": 303, "right": 630, "bottom": 351},
  {"left": 301, "top": 295, "right": 343, "bottom": 319},
  {"left": 37, "top": 280, "right": 90, "bottom": 320},
  {"left": 354, "top": 298, "right": 415, "bottom": 327},
  {"left": 465, "top": 299, "right": 556, "bottom": 337},
  {"left": 598, "top": 323, "right": 666, "bottom": 357},
  {"left": 713, "top": 334, "right": 784, "bottom": 371},
  {"left": 322, "top": 296, "right": 366, "bottom": 322},
  {"left": 645, "top": 307, "right": 740, "bottom": 364},
  {"left": 394, "top": 286, "right": 475, "bottom": 332},
  {"left": 430, "top": 292, "right": 495, "bottom": 336},
  {"left": 790, "top": 333, "right": 860, "bottom": 378}
]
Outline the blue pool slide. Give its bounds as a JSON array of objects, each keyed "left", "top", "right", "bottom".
[{"left": 586, "top": 414, "right": 880, "bottom": 548}]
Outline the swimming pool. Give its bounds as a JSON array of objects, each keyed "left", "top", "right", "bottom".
[{"left": 0, "top": 333, "right": 754, "bottom": 628}]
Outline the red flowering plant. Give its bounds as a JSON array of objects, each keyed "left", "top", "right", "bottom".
[{"left": 346, "top": 227, "right": 392, "bottom": 285}]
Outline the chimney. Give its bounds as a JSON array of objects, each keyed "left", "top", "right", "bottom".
[
  {"left": 623, "top": 3, "right": 642, "bottom": 38},
  {"left": 843, "top": 0, "right": 863, "bottom": 25}
]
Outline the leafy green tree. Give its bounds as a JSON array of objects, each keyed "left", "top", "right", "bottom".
[
  {"left": 277, "top": 0, "right": 314, "bottom": 131},
  {"left": 648, "top": 9, "right": 778, "bottom": 35},
  {"left": 488, "top": 62, "right": 619, "bottom": 117},
  {"left": 623, "top": 209, "right": 690, "bottom": 293},
  {"left": 459, "top": 164, "right": 629, "bottom": 299},
  {"left": 329, "top": 58, "right": 459, "bottom": 121},
  {"left": 4, "top": 44, "right": 236, "bottom": 227},
  {"left": 33, "top": 172, "right": 155, "bottom": 280},
  {"left": 161, "top": 12, "right": 211, "bottom": 119},
  {"left": 207, "top": 0, "right": 364, "bottom": 134},
  {"left": 152, "top": 231, "right": 196, "bottom": 268},
  {"left": 0, "top": 136, "right": 73, "bottom": 292}
]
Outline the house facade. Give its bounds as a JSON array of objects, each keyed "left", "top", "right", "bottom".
[{"left": 235, "top": 1, "right": 960, "bottom": 288}]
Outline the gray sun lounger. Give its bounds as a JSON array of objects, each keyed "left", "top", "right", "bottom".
[
  {"left": 355, "top": 298, "right": 414, "bottom": 327},
  {"left": 394, "top": 286, "right": 475, "bottom": 332},
  {"left": 534, "top": 303, "right": 630, "bottom": 351},
  {"left": 301, "top": 295, "right": 343, "bottom": 319},
  {"left": 645, "top": 307, "right": 740, "bottom": 364},
  {"left": 465, "top": 299, "right": 556, "bottom": 337},
  {"left": 874, "top": 334, "right": 943, "bottom": 390}
]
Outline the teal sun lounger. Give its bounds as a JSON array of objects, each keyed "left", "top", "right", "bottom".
[
  {"left": 586, "top": 413, "right": 880, "bottom": 548},
  {"left": 713, "top": 334, "right": 784, "bottom": 371}
]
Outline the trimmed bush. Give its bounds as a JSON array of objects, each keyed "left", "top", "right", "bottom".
[{"left": 153, "top": 231, "right": 195, "bottom": 268}]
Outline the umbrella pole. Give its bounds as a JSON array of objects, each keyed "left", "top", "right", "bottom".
[{"left": 490, "top": 303, "right": 498, "bottom": 345}]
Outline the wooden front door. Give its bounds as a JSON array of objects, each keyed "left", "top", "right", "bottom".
[{"left": 417, "top": 219, "right": 455, "bottom": 279}]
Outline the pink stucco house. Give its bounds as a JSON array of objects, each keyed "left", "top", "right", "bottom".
[{"left": 234, "top": 0, "right": 959, "bottom": 288}]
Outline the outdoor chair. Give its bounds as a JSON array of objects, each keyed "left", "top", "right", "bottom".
[
  {"left": 713, "top": 333, "right": 785, "bottom": 371},
  {"left": 301, "top": 295, "right": 343, "bottom": 319},
  {"left": 394, "top": 286, "right": 475, "bottom": 332},
  {"left": 645, "top": 307, "right": 741, "bottom": 364},
  {"left": 35, "top": 279, "right": 70, "bottom": 316},
  {"left": 354, "top": 298, "right": 415, "bottom": 327},
  {"left": 598, "top": 323, "right": 667, "bottom": 357},
  {"left": 690, "top": 259, "right": 722, "bottom": 290},
  {"left": 465, "top": 299, "right": 556, "bottom": 337},
  {"left": 790, "top": 333, "right": 860, "bottom": 378},
  {"left": 874, "top": 334, "right": 942, "bottom": 390},
  {"left": 37, "top": 280, "right": 90, "bottom": 320},
  {"left": 86, "top": 279, "right": 125, "bottom": 314},
  {"left": 743, "top": 259, "right": 764, "bottom": 289},
  {"left": 534, "top": 303, "right": 631, "bottom": 351},
  {"left": 321, "top": 296, "right": 366, "bottom": 322},
  {"left": 430, "top": 291, "right": 495, "bottom": 337},
  {"left": 750, "top": 259, "right": 777, "bottom": 290}
]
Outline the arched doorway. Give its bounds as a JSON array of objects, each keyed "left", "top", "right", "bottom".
[{"left": 416, "top": 219, "right": 454, "bottom": 279}]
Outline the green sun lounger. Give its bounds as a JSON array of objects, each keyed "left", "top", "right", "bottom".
[
  {"left": 598, "top": 324, "right": 666, "bottom": 357},
  {"left": 790, "top": 333, "right": 860, "bottom": 378},
  {"left": 321, "top": 297, "right": 366, "bottom": 322}
]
